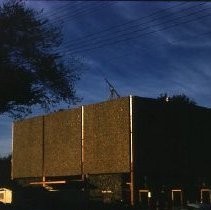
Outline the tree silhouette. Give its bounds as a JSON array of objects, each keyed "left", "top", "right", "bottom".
[
  {"left": 157, "top": 93, "right": 196, "bottom": 106},
  {"left": 170, "top": 94, "right": 196, "bottom": 106},
  {"left": 0, "top": 155, "right": 11, "bottom": 186},
  {"left": 0, "top": 1, "right": 82, "bottom": 118}
]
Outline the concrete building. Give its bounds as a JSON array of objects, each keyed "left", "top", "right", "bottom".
[{"left": 12, "top": 96, "right": 211, "bottom": 206}]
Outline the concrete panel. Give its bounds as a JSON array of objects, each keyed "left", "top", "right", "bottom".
[
  {"left": 84, "top": 97, "right": 130, "bottom": 174},
  {"left": 12, "top": 117, "right": 43, "bottom": 178},
  {"left": 44, "top": 108, "right": 82, "bottom": 177}
]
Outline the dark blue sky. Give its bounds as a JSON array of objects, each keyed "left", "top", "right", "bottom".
[{"left": 1, "top": 1, "right": 211, "bottom": 156}]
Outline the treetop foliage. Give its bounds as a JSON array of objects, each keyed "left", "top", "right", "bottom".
[
  {"left": 157, "top": 93, "right": 197, "bottom": 107},
  {"left": 0, "top": 0, "right": 82, "bottom": 118}
]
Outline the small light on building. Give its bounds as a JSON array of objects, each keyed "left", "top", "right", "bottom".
[
  {"left": 148, "top": 191, "right": 151, "bottom": 198},
  {"left": 102, "top": 190, "right": 113, "bottom": 194}
]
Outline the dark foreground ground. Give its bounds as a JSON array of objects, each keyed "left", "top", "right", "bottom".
[
  {"left": 0, "top": 187, "right": 196, "bottom": 210},
  {"left": 0, "top": 202, "right": 152, "bottom": 210}
]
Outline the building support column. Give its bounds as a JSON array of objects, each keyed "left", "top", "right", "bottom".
[
  {"left": 42, "top": 116, "right": 46, "bottom": 187},
  {"left": 129, "top": 95, "right": 134, "bottom": 206},
  {"left": 81, "top": 106, "right": 85, "bottom": 181}
]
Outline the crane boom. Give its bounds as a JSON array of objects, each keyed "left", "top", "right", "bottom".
[{"left": 105, "top": 78, "right": 120, "bottom": 100}]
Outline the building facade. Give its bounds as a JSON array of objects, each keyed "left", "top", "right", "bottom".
[{"left": 12, "top": 96, "right": 211, "bottom": 206}]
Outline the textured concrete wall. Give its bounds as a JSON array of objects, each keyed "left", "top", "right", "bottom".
[
  {"left": 13, "top": 117, "right": 43, "bottom": 178},
  {"left": 84, "top": 97, "right": 130, "bottom": 174},
  {"left": 44, "top": 108, "right": 82, "bottom": 177},
  {"left": 13, "top": 97, "right": 131, "bottom": 178}
]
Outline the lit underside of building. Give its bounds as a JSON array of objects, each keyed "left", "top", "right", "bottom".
[{"left": 12, "top": 96, "right": 211, "bottom": 206}]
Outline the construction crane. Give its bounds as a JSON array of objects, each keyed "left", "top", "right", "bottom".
[{"left": 105, "top": 78, "right": 120, "bottom": 100}]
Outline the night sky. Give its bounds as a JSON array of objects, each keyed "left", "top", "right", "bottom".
[{"left": 1, "top": 1, "right": 211, "bottom": 156}]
